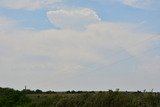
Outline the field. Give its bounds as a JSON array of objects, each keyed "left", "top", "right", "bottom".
[
  {"left": 0, "top": 87, "right": 160, "bottom": 107},
  {"left": 26, "top": 91, "right": 160, "bottom": 107}
]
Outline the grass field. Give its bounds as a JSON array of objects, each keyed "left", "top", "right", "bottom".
[
  {"left": 1, "top": 87, "right": 160, "bottom": 107},
  {"left": 26, "top": 91, "right": 160, "bottom": 107}
]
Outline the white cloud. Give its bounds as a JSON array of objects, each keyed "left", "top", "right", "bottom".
[
  {"left": 121, "top": 0, "right": 160, "bottom": 9},
  {"left": 0, "top": 17, "right": 15, "bottom": 30},
  {"left": 0, "top": 16, "right": 159, "bottom": 90},
  {"left": 137, "top": 56, "right": 160, "bottom": 74},
  {"left": 47, "top": 8, "right": 101, "bottom": 30},
  {"left": 86, "top": 22, "right": 156, "bottom": 55},
  {"left": 0, "top": 0, "right": 61, "bottom": 10}
]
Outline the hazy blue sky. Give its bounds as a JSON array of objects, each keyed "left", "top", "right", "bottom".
[{"left": 0, "top": 0, "right": 160, "bottom": 91}]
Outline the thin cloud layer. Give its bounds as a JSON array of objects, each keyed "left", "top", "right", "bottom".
[
  {"left": 122, "top": 0, "right": 160, "bottom": 9},
  {"left": 0, "top": 0, "right": 160, "bottom": 10},
  {"left": 47, "top": 8, "right": 101, "bottom": 30},
  {"left": 0, "top": 0, "right": 61, "bottom": 10},
  {"left": 0, "top": 17, "right": 15, "bottom": 30}
]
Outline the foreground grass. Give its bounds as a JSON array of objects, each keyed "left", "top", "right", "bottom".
[
  {"left": 26, "top": 91, "right": 160, "bottom": 107},
  {"left": 0, "top": 87, "right": 160, "bottom": 107}
]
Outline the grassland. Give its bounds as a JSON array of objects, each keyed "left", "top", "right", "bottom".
[{"left": 0, "top": 87, "right": 160, "bottom": 107}]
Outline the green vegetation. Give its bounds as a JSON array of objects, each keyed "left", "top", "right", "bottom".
[
  {"left": 0, "top": 87, "right": 30, "bottom": 107},
  {"left": 0, "top": 87, "right": 160, "bottom": 107}
]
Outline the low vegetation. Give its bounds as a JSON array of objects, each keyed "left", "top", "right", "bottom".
[{"left": 0, "top": 87, "right": 160, "bottom": 107}]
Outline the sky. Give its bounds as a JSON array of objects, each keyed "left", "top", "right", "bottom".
[{"left": 0, "top": 0, "right": 160, "bottom": 91}]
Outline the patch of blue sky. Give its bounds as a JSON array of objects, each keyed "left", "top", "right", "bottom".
[
  {"left": 63, "top": 0, "right": 160, "bottom": 33},
  {"left": 0, "top": 7, "right": 55, "bottom": 30},
  {"left": 0, "top": 0, "right": 159, "bottom": 33}
]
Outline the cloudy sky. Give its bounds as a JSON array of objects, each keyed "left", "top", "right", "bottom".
[{"left": 0, "top": 0, "right": 160, "bottom": 91}]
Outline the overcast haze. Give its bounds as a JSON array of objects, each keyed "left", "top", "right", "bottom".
[{"left": 0, "top": 0, "right": 160, "bottom": 91}]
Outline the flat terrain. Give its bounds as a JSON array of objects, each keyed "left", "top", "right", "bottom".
[{"left": 0, "top": 87, "right": 160, "bottom": 107}]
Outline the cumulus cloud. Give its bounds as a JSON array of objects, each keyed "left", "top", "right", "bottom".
[
  {"left": 0, "top": 15, "right": 159, "bottom": 90},
  {"left": 47, "top": 8, "right": 101, "bottom": 30},
  {"left": 0, "top": 0, "right": 61, "bottom": 10},
  {"left": 121, "top": 0, "right": 160, "bottom": 9},
  {"left": 0, "top": 14, "right": 160, "bottom": 90}
]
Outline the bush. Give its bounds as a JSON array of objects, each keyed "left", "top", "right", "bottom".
[{"left": 0, "top": 87, "right": 31, "bottom": 107}]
